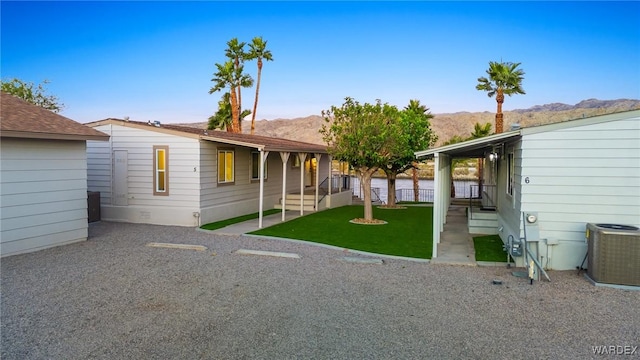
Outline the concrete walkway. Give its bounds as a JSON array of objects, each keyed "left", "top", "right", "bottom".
[
  {"left": 203, "top": 210, "right": 303, "bottom": 235},
  {"left": 430, "top": 205, "right": 477, "bottom": 266}
]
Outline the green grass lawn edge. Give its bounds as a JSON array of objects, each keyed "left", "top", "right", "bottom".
[
  {"left": 473, "top": 234, "right": 508, "bottom": 262},
  {"left": 200, "top": 209, "right": 281, "bottom": 230},
  {"left": 249, "top": 205, "right": 433, "bottom": 259}
]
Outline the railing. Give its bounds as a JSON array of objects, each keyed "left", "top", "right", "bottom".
[
  {"left": 453, "top": 181, "right": 480, "bottom": 199},
  {"left": 330, "top": 174, "right": 351, "bottom": 191},
  {"left": 468, "top": 184, "right": 497, "bottom": 219},
  {"left": 350, "top": 182, "right": 385, "bottom": 204},
  {"left": 395, "top": 188, "right": 434, "bottom": 203}
]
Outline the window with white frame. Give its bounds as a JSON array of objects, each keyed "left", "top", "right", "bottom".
[
  {"left": 218, "top": 149, "right": 235, "bottom": 183},
  {"left": 251, "top": 151, "right": 268, "bottom": 180},
  {"left": 153, "top": 145, "right": 169, "bottom": 196},
  {"left": 507, "top": 152, "right": 514, "bottom": 196}
]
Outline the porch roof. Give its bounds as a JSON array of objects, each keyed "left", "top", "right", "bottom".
[
  {"left": 87, "top": 118, "right": 327, "bottom": 154},
  {"left": 415, "top": 130, "right": 521, "bottom": 159}
]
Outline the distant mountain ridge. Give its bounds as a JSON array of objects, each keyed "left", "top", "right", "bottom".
[
  {"left": 177, "top": 98, "right": 640, "bottom": 146},
  {"left": 514, "top": 98, "right": 640, "bottom": 113}
]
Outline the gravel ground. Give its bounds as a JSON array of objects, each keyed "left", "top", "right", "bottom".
[{"left": 1, "top": 221, "right": 638, "bottom": 360}]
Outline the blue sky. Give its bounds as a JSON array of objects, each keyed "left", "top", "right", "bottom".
[{"left": 2, "top": 1, "right": 639, "bottom": 124}]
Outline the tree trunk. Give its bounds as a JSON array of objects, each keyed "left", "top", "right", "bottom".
[
  {"left": 251, "top": 59, "right": 263, "bottom": 135},
  {"left": 230, "top": 88, "right": 240, "bottom": 133},
  {"left": 495, "top": 88, "right": 504, "bottom": 133},
  {"left": 412, "top": 162, "right": 419, "bottom": 202},
  {"left": 386, "top": 171, "right": 396, "bottom": 206},
  {"left": 360, "top": 168, "right": 377, "bottom": 221}
]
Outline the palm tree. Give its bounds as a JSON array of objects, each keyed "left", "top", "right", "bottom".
[
  {"left": 208, "top": 92, "right": 250, "bottom": 132},
  {"left": 225, "top": 38, "right": 248, "bottom": 131},
  {"left": 470, "top": 122, "right": 492, "bottom": 196},
  {"left": 404, "top": 99, "right": 435, "bottom": 202},
  {"left": 476, "top": 61, "right": 525, "bottom": 133},
  {"left": 210, "top": 61, "right": 252, "bottom": 133},
  {"left": 247, "top": 36, "right": 273, "bottom": 135}
]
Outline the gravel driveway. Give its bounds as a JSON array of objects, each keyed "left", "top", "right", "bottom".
[{"left": 2, "top": 221, "right": 638, "bottom": 359}]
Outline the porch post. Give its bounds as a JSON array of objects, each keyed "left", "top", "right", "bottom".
[
  {"left": 314, "top": 153, "right": 322, "bottom": 210},
  {"left": 258, "top": 150, "right": 269, "bottom": 228},
  {"left": 279, "top": 152, "right": 290, "bottom": 222},
  {"left": 433, "top": 152, "right": 441, "bottom": 258},
  {"left": 298, "top": 153, "right": 307, "bottom": 216},
  {"left": 328, "top": 155, "right": 332, "bottom": 198},
  {"left": 339, "top": 161, "right": 343, "bottom": 193}
]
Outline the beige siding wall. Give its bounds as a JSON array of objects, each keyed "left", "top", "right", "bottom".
[
  {"left": 1, "top": 138, "right": 88, "bottom": 256},
  {"left": 87, "top": 124, "right": 201, "bottom": 226},
  {"left": 199, "top": 144, "right": 319, "bottom": 223}
]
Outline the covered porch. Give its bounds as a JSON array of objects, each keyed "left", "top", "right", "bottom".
[{"left": 415, "top": 131, "right": 522, "bottom": 260}]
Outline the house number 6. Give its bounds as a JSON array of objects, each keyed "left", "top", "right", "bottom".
[{"left": 525, "top": 177, "right": 530, "bottom": 184}]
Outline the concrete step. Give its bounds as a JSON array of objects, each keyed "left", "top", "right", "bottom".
[
  {"left": 274, "top": 204, "right": 316, "bottom": 211},
  {"left": 283, "top": 194, "right": 316, "bottom": 201},
  {"left": 470, "top": 210, "right": 498, "bottom": 220}
]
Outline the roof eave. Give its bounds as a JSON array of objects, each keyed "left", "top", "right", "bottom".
[
  {"left": 0, "top": 130, "right": 110, "bottom": 141},
  {"left": 415, "top": 130, "right": 522, "bottom": 159}
]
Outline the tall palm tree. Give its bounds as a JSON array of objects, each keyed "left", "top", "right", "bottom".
[
  {"left": 225, "top": 38, "right": 248, "bottom": 131},
  {"left": 247, "top": 36, "right": 273, "bottom": 135},
  {"left": 404, "top": 99, "right": 435, "bottom": 202},
  {"left": 210, "top": 61, "right": 252, "bottom": 132},
  {"left": 476, "top": 61, "right": 525, "bottom": 133}
]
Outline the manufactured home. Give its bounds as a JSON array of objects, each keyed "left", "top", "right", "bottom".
[
  {"left": 85, "top": 119, "right": 352, "bottom": 227},
  {"left": 0, "top": 92, "right": 110, "bottom": 257},
  {"left": 415, "top": 110, "right": 640, "bottom": 271}
]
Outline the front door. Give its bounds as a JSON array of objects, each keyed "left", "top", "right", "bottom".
[
  {"left": 113, "top": 150, "right": 128, "bottom": 206},
  {"left": 304, "top": 157, "right": 316, "bottom": 186}
]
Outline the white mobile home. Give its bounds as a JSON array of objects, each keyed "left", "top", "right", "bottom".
[
  {"left": 0, "top": 92, "right": 110, "bottom": 257},
  {"left": 415, "top": 110, "right": 640, "bottom": 271},
  {"left": 86, "top": 119, "right": 351, "bottom": 227}
]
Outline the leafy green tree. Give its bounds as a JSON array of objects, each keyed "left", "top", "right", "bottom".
[
  {"left": 476, "top": 61, "right": 525, "bottom": 133},
  {"left": 1, "top": 78, "right": 63, "bottom": 113},
  {"left": 401, "top": 100, "right": 437, "bottom": 203},
  {"left": 320, "top": 97, "right": 397, "bottom": 222},
  {"left": 209, "top": 60, "right": 253, "bottom": 133},
  {"left": 247, "top": 36, "right": 273, "bottom": 135}
]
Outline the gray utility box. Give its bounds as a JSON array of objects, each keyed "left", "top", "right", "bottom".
[{"left": 586, "top": 223, "right": 640, "bottom": 287}]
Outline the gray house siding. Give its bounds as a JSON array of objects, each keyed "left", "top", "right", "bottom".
[
  {"left": 497, "top": 116, "right": 640, "bottom": 270},
  {"left": 1, "top": 139, "right": 89, "bottom": 256}
]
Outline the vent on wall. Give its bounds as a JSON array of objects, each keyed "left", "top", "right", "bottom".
[{"left": 586, "top": 223, "right": 640, "bottom": 287}]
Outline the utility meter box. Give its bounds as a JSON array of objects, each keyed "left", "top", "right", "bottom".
[{"left": 508, "top": 235, "right": 523, "bottom": 257}]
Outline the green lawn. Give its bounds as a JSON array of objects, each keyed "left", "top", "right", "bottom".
[
  {"left": 249, "top": 205, "right": 433, "bottom": 259},
  {"left": 473, "top": 234, "right": 508, "bottom": 262},
  {"left": 200, "top": 209, "right": 281, "bottom": 230}
]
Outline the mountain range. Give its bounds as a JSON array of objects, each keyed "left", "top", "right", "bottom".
[{"left": 178, "top": 98, "right": 640, "bottom": 146}]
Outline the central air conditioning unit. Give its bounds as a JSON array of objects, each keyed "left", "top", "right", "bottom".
[{"left": 586, "top": 223, "right": 640, "bottom": 287}]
